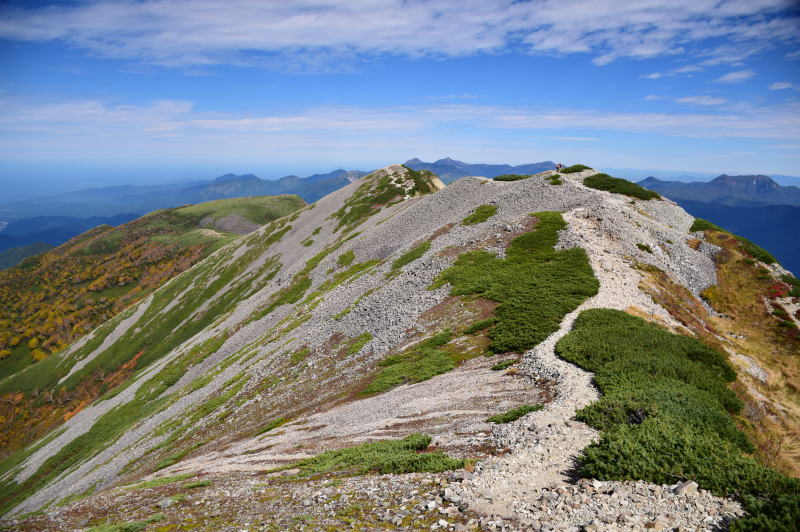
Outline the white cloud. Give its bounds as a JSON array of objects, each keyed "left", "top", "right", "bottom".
[
  {"left": 769, "top": 81, "right": 795, "bottom": 90},
  {"left": 2, "top": 97, "right": 798, "bottom": 161},
  {"left": 713, "top": 69, "right": 755, "bottom": 83},
  {"left": 675, "top": 95, "right": 729, "bottom": 106},
  {"left": 644, "top": 94, "right": 668, "bottom": 100},
  {"left": 0, "top": 1, "right": 796, "bottom": 69}
]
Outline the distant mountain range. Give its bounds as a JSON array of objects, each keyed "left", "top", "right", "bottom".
[
  {"left": 639, "top": 174, "right": 800, "bottom": 207},
  {"left": 404, "top": 157, "right": 555, "bottom": 183},
  {"left": 639, "top": 174, "right": 799, "bottom": 273},
  {"left": 0, "top": 169, "right": 367, "bottom": 222},
  {"left": 0, "top": 214, "right": 139, "bottom": 253}
]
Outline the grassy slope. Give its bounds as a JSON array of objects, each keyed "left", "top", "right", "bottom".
[
  {"left": 0, "top": 168, "right": 436, "bottom": 515},
  {"left": 0, "top": 195, "right": 303, "bottom": 463}
]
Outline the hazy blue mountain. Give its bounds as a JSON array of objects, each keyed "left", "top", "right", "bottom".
[
  {"left": 0, "top": 242, "right": 54, "bottom": 270},
  {"left": 403, "top": 157, "right": 555, "bottom": 183},
  {"left": 638, "top": 174, "right": 800, "bottom": 207},
  {"left": 0, "top": 169, "right": 368, "bottom": 221},
  {"left": 0, "top": 214, "right": 139, "bottom": 252},
  {"left": 675, "top": 199, "right": 799, "bottom": 274}
]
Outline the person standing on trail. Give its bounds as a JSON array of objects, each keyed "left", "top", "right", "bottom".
[{"left": 556, "top": 163, "right": 563, "bottom": 172}]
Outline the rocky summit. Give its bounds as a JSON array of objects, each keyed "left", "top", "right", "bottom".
[{"left": 1, "top": 164, "right": 798, "bottom": 531}]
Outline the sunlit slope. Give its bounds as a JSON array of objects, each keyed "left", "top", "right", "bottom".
[{"left": 0, "top": 194, "right": 304, "bottom": 458}]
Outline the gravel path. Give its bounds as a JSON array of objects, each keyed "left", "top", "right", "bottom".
[{"left": 456, "top": 201, "right": 742, "bottom": 530}]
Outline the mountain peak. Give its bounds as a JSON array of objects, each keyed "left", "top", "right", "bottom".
[
  {"left": 710, "top": 174, "right": 779, "bottom": 189},
  {"left": 214, "top": 173, "right": 260, "bottom": 183}
]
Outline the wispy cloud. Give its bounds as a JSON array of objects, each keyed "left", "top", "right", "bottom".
[
  {"left": 2, "top": 97, "right": 798, "bottom": 150},
  {"left": 769, "top": 81, "right": 798, "bottom": 90},
  {"left": 713, "top": 69, "right": 755, "bottom": 83},
  {"left": 0, "top": 1, "right": 796, "bottom": 70},
  {"left": 675, "top": 95, "right": 728, "bottom": 106}
]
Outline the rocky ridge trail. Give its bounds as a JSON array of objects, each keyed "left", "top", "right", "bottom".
[{"left": 0, "top": 165, "right": 776, "bottom": 530}]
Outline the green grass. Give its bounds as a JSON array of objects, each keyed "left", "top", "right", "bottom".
[
  {"left": 583, "top": 173, "right": 660, "bottom": 200},
  {"left": 490, "top": 359, "right": 519, "bottom": 371},
  {"left": 493, "top": 174, "right": 531, "bottom": 182},
  {"left": 391, "top": 241, "right": 431, "bottom": 270},
  {"left": 346, "top": 332, "right": 372, "bottom": 356},
  {"left": 560, "top": 164, "right": 591, "bottom": 174},
  {"left": 461, "top": 204, "right": 497, "bottom": 226},
  {"left": 154, "top": 441, "right": 203, "bottom": 471},
  {"left": 123, "top": 473, "right": 193, "bottom": 491},
  {"left": 289, "top": 346, "right": 311, "bottom": 365},
  {"left": 464, "top": 317, "right": 497, "bottom": 334},
  {"left": 255, "top": 417, "right": 289, "bottom": 436},
  {"left": 174, "top": 195, "right": 305, "bottom": 225},
  {"left": 183, "top": 480, "right": 212, "bottom": 489},
  {"left": 337, "top": 249, "right": 355, "bottom": 267},
  {"left": 289, "top": 434, "right": 463, "bottom": 477},
  {"left": 555, "top": 309, "right": 800, "bottom": 530},
  {"left": 690, "top": 218, "right": 777, "bottom": 264},
  {"left": 636, "top": 243, "right": 653, "bottom": 254},
  {"left": 431, "top": 212, "right": 598, "bottom": 353},
  {"left": 486, "top": 404, "right": 542, "bottom": 423},
  {"left": 363, "top": 332, "right": 453, "bottom": 394},
  {"left": 782, "top": 275, "right": 800, "bottom": 297},
  {"left": 86, "top": 513, "right": 164, "bottom": 532}
]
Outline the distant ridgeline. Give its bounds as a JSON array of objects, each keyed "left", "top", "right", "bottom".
[{"left": 640, "top": 174, "right": 800, "bottom": 273}]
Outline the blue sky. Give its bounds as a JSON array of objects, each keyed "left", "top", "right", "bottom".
[{"left": 1, "top": 0, "right": 799, "bottom": 198}]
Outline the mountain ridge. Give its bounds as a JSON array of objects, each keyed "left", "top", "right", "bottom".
[
  {"left": 1, "top": 165, "right": 798, "bottom": 530},
  {"left": 639, "top": 174, "right": 800, "bottom": 207}
]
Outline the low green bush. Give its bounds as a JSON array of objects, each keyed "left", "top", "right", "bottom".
[
  {"left": 561, "top": 164, "right": 591, "bottom": 174},
  {"left": 486, "top": 404, "right": 542, "bottom": 423},
  {"left": 636, "top": 243, "right": 653, "bottom": 254},
  {"left": 690, "top": 218, "right": 777, "bottom": 264},
  {"left": 346, "top": 332, "right": 372, "bottom": 356},
  {"left": 337, "top": 250, "right": 355, "bottom": 267},
  {"left": 391, "top": 241, "right": 431, "bottom": 270},
  {"left": 556, "top": 308, "right": 800, "bottom": 529},
  {"left": 690, "top": 218, "right": 723, "bottom": 232},
  {"left": 86, "top": 513, "right": 164, "bottom": 532},
  {"left": 255, "top": 417, "right": 289, "bottom": 436},
  {"left": 583, "top": 173, "right": 660, "bottom": 200},
  {"left": 464, "top": 317, "right": 497, "bottom": 334},
  {"left": 782, "top": 275, "right": 800, "bottom": 297},
  {"left": 123, "top": 473, "right": 193, "bottom": 491},
  {"left": 462, "top": 204, "right": 498, "bottom": 225},
  {"left": 493, "top": 174, "right": 531, "bottom": 182},
  {"left": 490, "top": 359, "right": 519, "bottom": 371},
  {"left": 290, "top": 434, "right": 463, "bottom": 477},
  {"left": 183, "top": 480, "right": 212, "bottom": 489},
  {"left": 432, "top": 212, "right": 598, "bottom": 353},
  {"left": 363, "top": 333, "right": 453, "bottom": 393}
]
